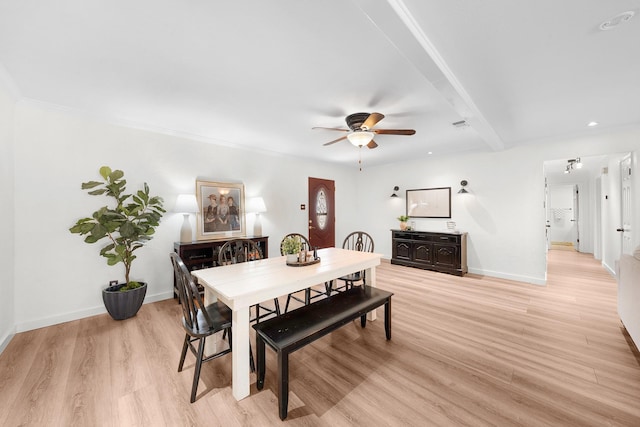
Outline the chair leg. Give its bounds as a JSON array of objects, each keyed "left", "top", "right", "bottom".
[
  {"left": 191, "top": 337, "right": 206, "bottom": 403},
  {"left": 274, "top": 298, "right": 281, "bottom": 316},
  {"left": 178, "top": 334, "right": 189, "bottom": 372},
  {"left": 284, "top": 294, "right": 293, "bottom": 313},
  {"left": 324, "top": 281, "right": 333, "bottom": 297},
  {"left": 249, "top": 342, "right": 256, "bottom": 373}
]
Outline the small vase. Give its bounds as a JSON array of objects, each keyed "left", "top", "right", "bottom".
[
  {"left": 286, "top": 254, "right": 298, "bottom": 263},
  {"left": 399, "top": 221, "right": 408, "bottom": 231}
]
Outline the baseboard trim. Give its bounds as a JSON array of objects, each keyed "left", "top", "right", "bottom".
[
  {"left": 0, "top": 327, "right": 17, "bottom": 355},
  {"left": 466, "top": 267, "right": 546, "bottom": 285},
  {"left": 15, "top": 291, "right": 174, "bottom": 333}
]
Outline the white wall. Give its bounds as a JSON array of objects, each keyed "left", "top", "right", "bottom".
[
  {"left": 356, "top": 130, "right": 640, "bottom": 285},
  {"left": 5, "top": 98, "right": 640, "bottom": 335},
  {"left": 0, "top": 68, "right": 17, "bottom": 352},
  {"left": 601, "top": 155, "right": 625, "bottom": 274},
  {"left": 12, "top": 102, "right": 360, "bottom": 332}
]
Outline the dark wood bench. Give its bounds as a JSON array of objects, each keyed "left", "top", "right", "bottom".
[{"left": 252, "top": 285, "right": 393, "bottom": 420}]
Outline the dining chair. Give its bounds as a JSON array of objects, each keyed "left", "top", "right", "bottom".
[
  {"left": 332, "top": 231, "right": 375, "bottom": 293},
  {"left": 280, "top": 233, "right": 331, "bottom": 313},
  {"left": 170, "top": 252, "right": 237, "bottom": 403},
  {"left": 218, "top": 238, "right": 281, "bottom": 322}
]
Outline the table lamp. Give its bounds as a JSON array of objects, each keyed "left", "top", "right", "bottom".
[
  {"left": 246, "top": 196, "right": 267, "bottom": 236},
  {"left": 175, "top": 194, "right": 198, "bottom": 243}
]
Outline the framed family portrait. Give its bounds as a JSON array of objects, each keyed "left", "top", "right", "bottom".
[
  {"left": 406, "top": 187, "right": 451, "bottom": 218},
  {"left": 196, "top": 180, "right": 246, "bottom": 240}
]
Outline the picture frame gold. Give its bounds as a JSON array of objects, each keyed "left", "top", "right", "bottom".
[{"left": 196, "top": 180, "right": 245, "bottom": 240}]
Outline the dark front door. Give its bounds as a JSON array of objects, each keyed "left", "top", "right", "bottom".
[{"left": 308, "top": 177, "right": 335, "bottom": 249}]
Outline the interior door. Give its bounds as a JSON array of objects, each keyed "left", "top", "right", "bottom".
[
  {"left": 308, "top": 177, "right": 335, "bottom": 249},
  {"left": 620, "top": 154, "right": 633, "bottom": 254}
]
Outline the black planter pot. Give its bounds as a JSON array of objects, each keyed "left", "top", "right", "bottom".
[{"left": 102, "top": 282, "right": 147, "bottom": 320}]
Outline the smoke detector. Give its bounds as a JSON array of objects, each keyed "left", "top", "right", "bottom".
[{"left": 600, "top": 11, "right": 635, "bottom": 30}]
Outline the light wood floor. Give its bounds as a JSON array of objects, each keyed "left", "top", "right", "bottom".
[{"left": 1, "top": 250, "right": 639, "bottom": 426}]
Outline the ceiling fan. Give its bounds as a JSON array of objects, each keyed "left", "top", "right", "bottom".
[{"left": 313, "top": 112, "right": 416, "bottom": 149}]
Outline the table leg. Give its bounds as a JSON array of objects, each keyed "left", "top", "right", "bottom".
[
  {"left": 367, "top": 266, "right": 377, "bottom": 321},
  {"left": 231, "top": 307, "right": 251, "bottom": 400}
]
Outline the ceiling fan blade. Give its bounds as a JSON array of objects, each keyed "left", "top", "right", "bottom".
[
  {"left": 366, "top": 140, "right": 378, "bottom": 149},
  {"left": 312, "top": 126, "right": 349, "bottom": 132},
  {"left": 373, "top": 129, "right": 416, "bottom": 135},
  {"left": 361, "top": 112, "right": 385, "bottom": 130},
  {"left": 323, "top": 135, "right": 348, "bottom": 146}
]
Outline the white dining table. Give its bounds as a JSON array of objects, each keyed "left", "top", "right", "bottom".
[{"left": 191, "top": 246, "right": 383, "bottom": 401}]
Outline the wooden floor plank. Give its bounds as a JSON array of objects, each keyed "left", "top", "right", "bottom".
[{"left": 1, "top": 249, "right": 639, "bottom": 425}]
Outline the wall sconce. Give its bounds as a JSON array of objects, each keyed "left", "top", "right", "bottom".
[
  {"left": 458, "top": 180, "right": 469, "bottom": 194},
  {"left": 390, "top": 186, "right": 399, "bottom": 198},
  {"left": 174, "top": 194, "right": 199, "bottom": 243},
  {"left": 246, "top": 196, "right": 267, "bottom": 236}
]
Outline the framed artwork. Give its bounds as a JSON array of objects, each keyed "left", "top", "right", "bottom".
[
  {"left": 196, "top": 180, "right": 245, "bottom": 240},
  {"left": 406, "top": 187, "right": 451, "bottom": 218}
]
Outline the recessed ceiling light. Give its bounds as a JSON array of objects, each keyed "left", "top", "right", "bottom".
[
  {"left": 599, "top": 11, "right": 635, "bottom": 31},
  {"left": 428, "top": 151, "right": 433, "bottom": 155},
  {"left": 587, "top": 121, "right": 599, "bottom": 127}
]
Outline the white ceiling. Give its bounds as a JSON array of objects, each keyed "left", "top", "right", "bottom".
[{"left": 1, "top": 0, "right": 639, "bottom": 168}]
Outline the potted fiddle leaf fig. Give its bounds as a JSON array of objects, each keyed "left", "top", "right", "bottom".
[{"left": 69, "top": 166, "right": 165, "bottom": 320}]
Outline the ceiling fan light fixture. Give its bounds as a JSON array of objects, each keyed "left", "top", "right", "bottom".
[{"left": 347, "top": 131, "right": 374, "bottom": 147}]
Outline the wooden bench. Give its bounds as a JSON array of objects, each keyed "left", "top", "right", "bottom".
[{"left": 252, "top": 285, "right": 393, "bottom": 420}]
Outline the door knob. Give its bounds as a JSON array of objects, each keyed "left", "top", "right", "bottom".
[{"left": 616, "top": 228, "right": 624, "bottom": 232}]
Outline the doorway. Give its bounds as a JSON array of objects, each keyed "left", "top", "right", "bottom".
[
  {"left": 543, "top": 153, "right": 632, "bottom": 275},
  {"left": 308, "top": 177, "right": 335, "bottom": 249},
  {"left": 547, "top": 184, "right": 578, "bottom": 251}
]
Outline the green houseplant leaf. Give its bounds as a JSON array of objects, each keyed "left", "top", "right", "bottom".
[
  {"left": 281, "top": 235, "right": 302, "bottom": 255},
  {"left": 69, "top": 166, "right": 165, "bottom": 287}
]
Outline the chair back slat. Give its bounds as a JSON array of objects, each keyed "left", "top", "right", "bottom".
[
  {"left": 218, "top": 239, "right": 263, "bottom": 265},
  {"left": 343, "top": 231, "right": 374, "bottom": 253},
  {"left": 170, "top": 253, "right": 214, "bottom": 331}
]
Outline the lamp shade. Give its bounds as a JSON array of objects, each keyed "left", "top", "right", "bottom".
[
  {"left": 174, "top": 194, "right": 198, "bottom": 213},
  {"left": 246, "top": 196, "right": 267, "bottom": 213},
  {"left": 347, "top": 131, "right": 374, "bottom": 147}
]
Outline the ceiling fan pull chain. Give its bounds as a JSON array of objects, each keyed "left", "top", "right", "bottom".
[{"left": 358, "top": 146, "right": 362, "bottom": 171}]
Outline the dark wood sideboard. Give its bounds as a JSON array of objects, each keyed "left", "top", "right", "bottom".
[
  {"left": 173, "top": 236, "right": 269, "bottom": 298},
  {"left": 391, "top": 230, "right": 467, "bottom": 276}
]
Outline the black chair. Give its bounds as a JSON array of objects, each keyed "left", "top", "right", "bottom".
[
  {"left": 218, "top": 238, "right": 281, "bottom": 322},
  {"left": 170, "top": 252, "right": 235, "bottom": 403},
  {"left": 332, "top": 231, "right": 375, "bottom": 293},
  {"left": 280, "top": 233, "right": 331, "bottom": 313}
]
